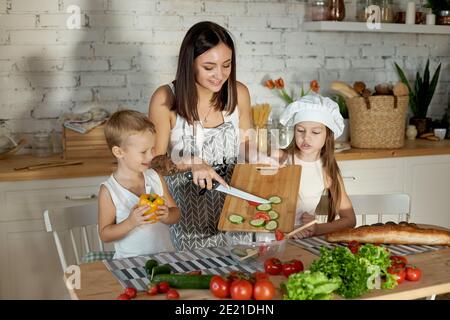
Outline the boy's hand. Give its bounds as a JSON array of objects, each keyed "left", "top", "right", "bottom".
[
  {"left": 127, "top": 204, "right": 156, "bottom": 228},
  {"left": 155, "top": 197, "right": 170, "bottom": 223}
]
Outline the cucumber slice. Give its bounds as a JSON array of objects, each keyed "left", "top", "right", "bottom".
[
  {"left": 268, "top": 210, "right": 279, "bottom": 220},
  {"left": 228, "top": 214, "right": 244, "bottom": 224},
  {"left": 250, "top": 218, "right": 266, "bottom": 227},
  {"left": 269, "top": 196, "right": 282, "bottom": 204},
  {"left": 231, "top": 247, "right": 248, "bottom": 257},
  {"left": 256, "top": 203, "right": 272, "bottom": 211},
  {"left": 265, "top": 220, "right": 278, "bottom": 231}
]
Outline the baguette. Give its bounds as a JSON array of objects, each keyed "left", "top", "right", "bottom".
[
  {"left": 330, "top": 81, "right": 359, "bottom": 98},
  {"left": 325, "top": 222, "right": 450, "bottom": 246}
]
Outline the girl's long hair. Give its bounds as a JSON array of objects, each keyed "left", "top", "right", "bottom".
[
  {"left": 283, "top": 127, "right": 342, "bottom": 222},
  {"left": 173, "top": 21, "right": 237, "bottom": 124}
]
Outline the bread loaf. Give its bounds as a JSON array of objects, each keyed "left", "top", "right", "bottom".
[{"left": 325, "top": 222, "right": 450, "bottom": 246}]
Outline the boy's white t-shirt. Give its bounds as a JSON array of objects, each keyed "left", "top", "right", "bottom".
[{"left": 101, "top": 169, "right": 175, "bottom": 259}]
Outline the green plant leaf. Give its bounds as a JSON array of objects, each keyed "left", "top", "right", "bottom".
[
  {"left": 427, "top": 63, "right": 442, "bottom": 113},
  {"left": 394, "top": 62, "right": 412, "bottom": 93}
]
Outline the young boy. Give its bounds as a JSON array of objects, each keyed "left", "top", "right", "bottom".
[{"left": 98, "top": 110, "right": 180, "bottom": 259}]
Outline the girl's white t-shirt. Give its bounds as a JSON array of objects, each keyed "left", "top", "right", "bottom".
[{"left": 101, "top": 169, "right": 175, "bottom": 259}]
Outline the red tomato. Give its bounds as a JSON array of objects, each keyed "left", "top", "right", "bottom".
[
  {"left": 230, "top": 279, "right": 253, "bottom": 300},
  {"left": 117, "top": 293, "right": 131, "bottom": 300},
  {"left": 264, "top": 258, "right": 282, "bottom": 275},
  {"left": 388, "top": 266, "right": 406, "bottom": 284},
  {"left": 291, "top": 259, "right": 304, "bottom": 273},
  {"left": 147, "top": 285, "right": 158, "bottom": 296},
  {"left": 253, "top": 272, "right": 270, "bottom": 281},
  {"left": 248, "top": 201, "right": 261, "bottom": 206},
  {"left": 348, "top": 241, "right": 361, "bottom": 254},
  {"left": 275, "top": 229, "right": 285, "bottom": 241},
  {"left": 281, "top": 259, "right": 304, "bottom": 277},
  {"left": 253, "top": 280, "right": 276, "bottom": 300},
  {"left": 258, "top": 245, "right": 268, "bottom": 256},
  {"left": 255, "top": 212, "right": 271, "bottom": 221},
  {"left": 390, "top": 256, "right": 408, "bottom": 268},
  {"left": 124, "top": 287, "right": 137, "bottom": 299},
  {"left": 210, "top": 275, "right": 231, "bottom": 299},
  {"left": 166, "top": 289, "right": 180, "bottom": 300},
  {"left": 405, "top": 266, "right": 422, "bottom": 282},
  {"left": 157, "top": 281, "right": 170, "bottom": 293}
]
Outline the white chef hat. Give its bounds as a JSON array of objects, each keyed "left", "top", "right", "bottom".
[{"left": 279, "top": 94, "right": 344, "bottom": 139}]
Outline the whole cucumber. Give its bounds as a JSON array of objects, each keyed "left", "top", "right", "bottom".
[{"left": 151, "top": 274, "right": 213, "bottom": 289}]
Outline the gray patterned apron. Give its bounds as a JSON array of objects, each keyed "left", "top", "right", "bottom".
[{"left": 165, "top": 118, "right": 252, "bottom": 251}]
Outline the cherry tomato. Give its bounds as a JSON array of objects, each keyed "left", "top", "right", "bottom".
[
  {"left": 253, "top": 272, "right": 270, "bottom": 282},
  {"left": 253, "top": 280, "right": 276, "bottom": 300},
  {"left": 124, "top": 287, "right": 137, "bottom": 299},
  {"left": 348, "top": 240, "right": 361, "bottom": 254},
  {"left": 117, "top": 293, "right": 131, "bottom": 300},
  {"left": 230, "top": 279, "right": 253, "bottom": 300},
  {"left": 210, "top": 275, "right": 231, "bottom": 299},
  {"left": 405, "top": 266, "right": 422, "bottom": 282},
  {"left": 291, "top": 259, "right": 304, "bottom": 273},
  {"left": 388, "top": 266, "right": 406, "bottom": 284},
  {"left": 255, "top": 212, "right": 271, "bottom": 221},
  {"left": 275, "top": 229, "right": 285, "bottom": 241},
  {"left": 264, "top": 258, "right": 282, "bottom": 275},
  {"left": 157, "top": 281, "right": 170, "bottom": 293},
  {"left": 281, "top": 259, "right": 304, "bottom": 277},
  {"left": 147, "top": 285, "right": 158, "bottom": 296},
  {"left": 248, "top": 201, "right": 261, "bottom": 206},
  {"left": 166, "top": 289, "right": 180, "bottom": 300},
  {"left": 390, "top": 256, "right": 408, "bottom": 268}
]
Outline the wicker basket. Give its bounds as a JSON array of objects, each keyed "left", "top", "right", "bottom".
[{"left": 347, "top": 95, "right": 408, "bottom": 149}]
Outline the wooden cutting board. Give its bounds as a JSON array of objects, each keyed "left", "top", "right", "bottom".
[{"left": 218, "top": 164, "right": 302, "bottom": 233}]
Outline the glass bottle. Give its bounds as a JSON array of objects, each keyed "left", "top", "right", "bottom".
[
  {"left": 32, "top": 132, "right": 53, "bottom": 157},
  {"left": 329, "top": 0, "right": 345, "bottom": 21},
  {"left": 380, "top": 0, "right": 394, "bottom": 23}
]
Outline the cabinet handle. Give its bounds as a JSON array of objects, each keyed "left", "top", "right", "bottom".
[
  {"left": 343, "top": 176, "right": 357, "bottom": 181},
  {"left": 65, "top": 194, "right": 97, "bottom": 200}
]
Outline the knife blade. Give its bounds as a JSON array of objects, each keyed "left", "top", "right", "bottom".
[{"left": 184, "top": 171, "right": 270, "bottom": 204}]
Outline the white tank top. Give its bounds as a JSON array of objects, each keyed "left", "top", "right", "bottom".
[
  {"left": 101, "top": 169, "right": 175, "bottom": 259},
  {"left": 287, "top": 154, "right": 325, "bottom": 226},
  {"left": 166, "top": 83, "right": 240, "bottom": 164}
]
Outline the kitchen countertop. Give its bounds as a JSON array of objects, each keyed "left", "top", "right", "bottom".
[{"left": 1, "top": 139, "right": 450, "bottom": 182}]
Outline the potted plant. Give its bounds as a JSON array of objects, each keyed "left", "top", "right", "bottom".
[
  {"left": 331, "top": 94, "right": 350, "bottom": 142},
  {"left": 394, "top": 59, "right": 441, "bottom": 136}
]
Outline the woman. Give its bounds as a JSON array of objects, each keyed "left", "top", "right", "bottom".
[{"left": 148, "top": 21, "right": 253, "bottom": 250}]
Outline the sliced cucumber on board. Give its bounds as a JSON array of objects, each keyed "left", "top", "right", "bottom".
[
  {"left": 268, "top": 196, "right": 282, "bottom": 204},
  {"left": 250, "top": 218, "right": 266, "bottom": 227},
  {"left": 268, "top": 210, "right": 279, "bottom": 220},
  {"left": 265, "top": 220, "right": 278, "bottom": 231},
  {"left": 228, "top": 214, "right": 244, "bottom": 224},
  {"left": 256, "top": 203, "right": 272, "bottom": 211}
]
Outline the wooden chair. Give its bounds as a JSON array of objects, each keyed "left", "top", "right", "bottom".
[
  {"left": 43, "top": 203, "right": 114, "bottom": 272},
  {"left": 316, "top": 193, "right": 411, "bottom": 226}
]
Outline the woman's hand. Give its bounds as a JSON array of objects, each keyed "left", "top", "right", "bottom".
[{"left": 191, "top": 161, "right": 228, "bottom": 190}]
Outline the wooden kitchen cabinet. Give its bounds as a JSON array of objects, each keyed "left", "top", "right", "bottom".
[
  {"left": 0, "top": 176, "right": 108, "bottom": 299},
  {"left": 338, "top": 155, "right": 450, "bottom": 229}
]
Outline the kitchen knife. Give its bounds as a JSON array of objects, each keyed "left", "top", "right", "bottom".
[{"left": 184, "top": 171, "right": 271, "bottom": 204}]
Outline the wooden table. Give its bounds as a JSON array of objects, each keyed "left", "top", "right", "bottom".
[{"left": 68, "top": 242, "right": 450, "bottom": 300}]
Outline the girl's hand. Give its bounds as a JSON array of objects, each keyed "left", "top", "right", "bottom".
[
  {"left": 127, "top": 204, "right": 155, "bottom": 228},
  {"left": 191, "top": 161, "right": 228, "bottom": 190},
  {"left": 299, "top": 213, "right": 317, "bottom": 238},
  {"left": 155, "top": 205, "right": 170, "bottom": 223}
]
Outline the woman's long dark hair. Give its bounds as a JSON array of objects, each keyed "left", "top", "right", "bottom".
[
  {"left": 173, "top": 21, "right": 237, "bottom": 124},
  {"left": 284, "top": 127, "right": 342, "bottom": 222}
]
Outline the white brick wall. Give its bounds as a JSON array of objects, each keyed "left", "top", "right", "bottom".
[{"left": 0, "top": 0, "right": 448, "bottom": 147}]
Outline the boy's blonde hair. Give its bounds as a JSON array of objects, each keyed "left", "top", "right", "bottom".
[{"left": 104, "top": 109, "right": 156, "bottom": 149}]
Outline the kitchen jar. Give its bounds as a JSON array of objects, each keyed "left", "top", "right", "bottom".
[
  {"left": 329, "top": 0, "right": 345, "bottom": 21},
  {"left": 380, "top": 0, "right": 394, "bottom": 23},
  {"left": 311, "top": 1, "right": 330, "bottom": 21},
  {"left": 437, "top": 10, "right": 450, "bottom": 25},
  {"left": 32, "top": 132, "right": 53, "bottom": 157},
  {"left": 406, "top": 125, "right": 418, "bottom": 140}
]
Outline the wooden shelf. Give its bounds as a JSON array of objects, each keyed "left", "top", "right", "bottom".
[{"left": 303, "top": 21, "right": 450, "bottom": 34}]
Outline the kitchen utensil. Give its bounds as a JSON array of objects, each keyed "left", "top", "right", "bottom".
[
  {"left": 285, "top": 219, "right": 318, "bottom": 239},
  {"left": 14, "top": 161, "right": 83, "bottom": 171},
  {"left": 184, "top": 171, "right": 271, "bottom": 204}
]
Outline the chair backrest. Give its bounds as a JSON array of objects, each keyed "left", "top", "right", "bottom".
[
  {"left": 43, "top": 203, "right": 103, "bottom": 272},
  {"left": 316, "top": 193, "right": 410, "bottom": 226}
]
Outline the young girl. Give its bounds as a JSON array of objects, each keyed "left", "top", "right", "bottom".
[
  {"left": 275, "top": 94, "right": 356, "bottom": 237},
  {"left": 98, "top": 110, "right": 180, "bottom": 259}
]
